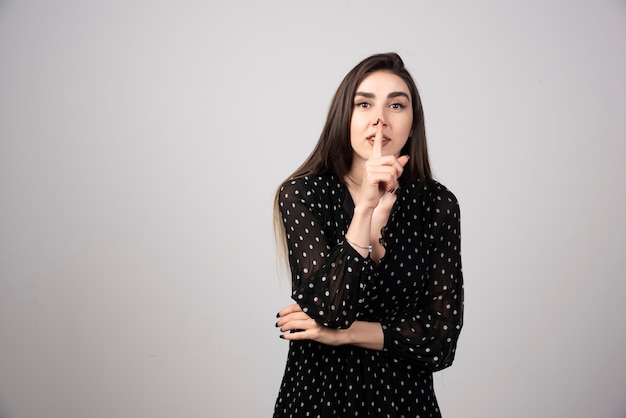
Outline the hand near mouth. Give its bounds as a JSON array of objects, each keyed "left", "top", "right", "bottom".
[{"left": 361, "top": 123, "right": 410, "bottom": 207}]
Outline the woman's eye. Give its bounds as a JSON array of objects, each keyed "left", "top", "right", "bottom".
[
  {"left": 355, "top": 102, "right": 370, "bottom": 109},
  {"left": 390, "top": 103, "right": 406, "bottom": 110}
]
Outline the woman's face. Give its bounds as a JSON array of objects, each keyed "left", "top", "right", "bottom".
[{"left": 350, "top": 71, "right": 413, "bottom": 162}]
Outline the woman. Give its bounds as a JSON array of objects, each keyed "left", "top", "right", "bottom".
[{"left": 273, "top": 52, "right": 463, "bottom": 417}]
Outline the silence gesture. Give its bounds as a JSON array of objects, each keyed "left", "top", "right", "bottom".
[{"left": 360, "top": 118, "right": 410, "bottom": 209}]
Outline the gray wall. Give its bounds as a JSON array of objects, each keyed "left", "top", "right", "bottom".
[{"left": 1, "top": 1, "right": 625, "bottom": 417}]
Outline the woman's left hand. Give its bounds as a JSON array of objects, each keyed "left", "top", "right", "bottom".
[{"left": 276, "top": 303, "right": 342, "bottom": 346}]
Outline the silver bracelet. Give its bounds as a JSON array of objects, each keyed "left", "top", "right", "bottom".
[{"left": 345, "top": 237, "right": 373, "bottom": 253}]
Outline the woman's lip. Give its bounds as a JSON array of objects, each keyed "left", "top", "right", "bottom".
[
  {"left": 367, "top": 138, "right": 390, "bottom": 146},
  {"left": 367, "top": 134, "right": 390, "bottom": 140}
]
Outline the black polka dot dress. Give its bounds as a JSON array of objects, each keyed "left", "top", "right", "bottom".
[{"left": 274, "top": 174, "right": 464, "bottom": 418}]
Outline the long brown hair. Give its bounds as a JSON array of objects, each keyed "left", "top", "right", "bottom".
[{"left": 273, "top": 53, "right": 433, "bottom": 271}]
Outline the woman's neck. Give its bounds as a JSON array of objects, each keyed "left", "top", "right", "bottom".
[{"left": 344, "top": 158, "right": 366, "bottom": 189}]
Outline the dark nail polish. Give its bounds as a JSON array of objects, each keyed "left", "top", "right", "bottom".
[
  {"left": 276, "top": 312, "right": 280, "bottom": 318},
  {"left": 279, "top": 335, "right": 284, "bottom": 339},
  {"left": 275, "top": 321, "right": 279, "bottom": 327}
]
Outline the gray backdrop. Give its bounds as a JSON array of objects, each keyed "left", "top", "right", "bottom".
[{"left": 1, "top": 0, "right": 625, "bottom": 417}]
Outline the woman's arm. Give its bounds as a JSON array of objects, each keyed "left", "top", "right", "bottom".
[
  {"left": 278, "top": 178, "right": 374, "bottom": 329},
  {"left": 381, "top": 185, "right": 464, "bottom": 371},
  {"left": 277, "top": 303, "right": 384, "bottom": 350}
]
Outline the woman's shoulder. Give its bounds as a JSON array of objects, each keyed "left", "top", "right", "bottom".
[
  {"left": 279, "top": 174, "right": 343, "bottom": 196},
  {"left": 402, "top": 178, "right": 460, "bottom": 207}
]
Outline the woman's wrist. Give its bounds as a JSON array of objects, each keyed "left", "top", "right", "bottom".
[
  {"left": 353, "top": 204, "right": 375, "bottom": 216},
  {"left": 345, "top": 237, "right": 372, "bottom": 253}
]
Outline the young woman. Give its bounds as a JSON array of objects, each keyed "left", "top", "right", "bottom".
[{"left": 273, "top": 52, "right": 463, "bottom": 417}]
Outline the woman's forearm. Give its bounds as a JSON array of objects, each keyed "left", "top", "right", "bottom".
[
  {"left": 345, "top": 205, "right": 375, "bottom": 258},
  {"left": 340, "top": 320, "right": 384, "bottom": 351}
]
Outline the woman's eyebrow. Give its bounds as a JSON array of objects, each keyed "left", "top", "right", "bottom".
[
  {"left": 388, "top": 91, "right": 410, "bottom": 100},
  {"left": 354, "top": 91, "right": 410, "bottom": 99}
]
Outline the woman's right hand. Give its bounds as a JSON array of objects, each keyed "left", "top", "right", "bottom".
[{"left": 359, "top": 123, "right": 409, "bottom": 209}]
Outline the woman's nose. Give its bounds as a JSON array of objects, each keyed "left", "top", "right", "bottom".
[{"left": 373, "top": 117, "right": 386, "bottom": 126}]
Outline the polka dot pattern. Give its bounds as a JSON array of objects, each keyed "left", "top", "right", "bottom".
[{"left": 274, "top": 174, "right": 464, "bottom": 417}]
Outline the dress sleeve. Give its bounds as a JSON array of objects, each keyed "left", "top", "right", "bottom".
[
  {"left": 278, "top": 178, "right": 375, "bottom": 329},
  {"left": 382, "top": 186, "right": 464, "bottom": 371}
]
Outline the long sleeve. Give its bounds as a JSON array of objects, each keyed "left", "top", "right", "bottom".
[
  {"left": 278, "top": 177, "right": 375, "bottom": 329},
  {"left": 381, "top": 184, "right": 464, "bottom": 371}
]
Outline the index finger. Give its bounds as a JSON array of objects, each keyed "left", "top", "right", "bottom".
[
  {"left": 277, "top": 303, "right": 302, "bottom": 318},
  {"left": 371, "top": 121, "right": 383, "bottom": 159}
]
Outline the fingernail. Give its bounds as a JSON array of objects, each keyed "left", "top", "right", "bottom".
[
  {"left": 275, "top": 321, "right": 279, "bottom": 327},
  {"left": 276, "top": 312, "right": 280, "bottom": 318},
  {"left": 279, "top": 335, "right": 285, "bottom": 339}
]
